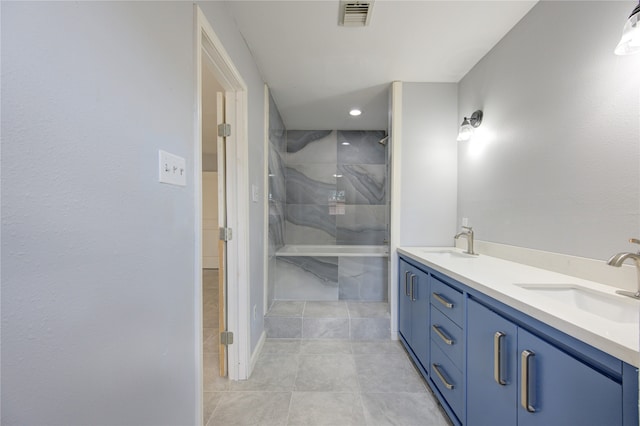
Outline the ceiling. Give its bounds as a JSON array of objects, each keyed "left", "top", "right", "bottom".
[{"left": 226, "top": 0, "right": 538, "bottom": 130}]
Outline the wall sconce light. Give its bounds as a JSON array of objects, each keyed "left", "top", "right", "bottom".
[
  {"left": 615, "top": 1, "right": 640, "bottom": 55},
  {"left": 456, "top": 110, "right": 483, "bottom": 142}
]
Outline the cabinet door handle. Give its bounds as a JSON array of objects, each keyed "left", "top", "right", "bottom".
[
  {"left": 404, "top": 271, "right": 411, "bottom": 296},
  {"left": 433, "top": 292, "right": 453, "bottom": 309},
  {"left": 432, "top": 325, "right": 454, "bottom": 345},
  {"left": 494, "top": 332, "right": 506, "bottom": 385},
  {"left": 521, "top": 350, "right": 536, "bottom": 413},
  {"left": 410, "top": 274, "right": 417, "bottom": 302},
  {"left": 432, "top": 363, "right": 454, "bottom": 390}
]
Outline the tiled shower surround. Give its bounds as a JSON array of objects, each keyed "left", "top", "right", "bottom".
[{"left": 267, "top": 103, "right": 389, "bottom": 306}]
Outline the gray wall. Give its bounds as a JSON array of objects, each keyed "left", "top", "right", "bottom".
[
  {"left": 400, "top": 83, "right": 459, "bottom": 246},
  {"left": 1, "top": 1, "right": 266, "bottom": 424},
  {"left": 458, "top": 1, "right": 640, "bottom": 260}
]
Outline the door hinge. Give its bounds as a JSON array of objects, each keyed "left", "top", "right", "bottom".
[
  {"left": 219, "top": 227, "right": 233, "bottom": 241},
  {"left": 217, "top": 123, "right": 231, "bottom": 138},
  {"left": 220, "top": 331, "right": 234, "bottom": 346}
]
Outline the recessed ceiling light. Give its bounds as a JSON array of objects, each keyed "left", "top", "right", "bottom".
[
  {"left": 341, "top": 142, "right": 350, "bottom": 146},
  {"left": 349, "top": 109, "right": 362, "bottom": 117}
]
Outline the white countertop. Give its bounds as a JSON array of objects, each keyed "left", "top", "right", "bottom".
[{"left": 398, "top": 246, "right": 640, "bottom": 367}]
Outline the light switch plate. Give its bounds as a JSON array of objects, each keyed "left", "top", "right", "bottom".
[{"left": 159, "top": 150, "right": 186, "bottom": 186}]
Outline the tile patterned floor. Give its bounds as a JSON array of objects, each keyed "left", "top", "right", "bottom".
[{"left": 203, "top": 270, "right": 451, "bottom": 426}]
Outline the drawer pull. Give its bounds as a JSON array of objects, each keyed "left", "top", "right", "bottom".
[
  {"left": 432, "top": 325, "right": 454, "bottom": 345},
  {"left": 432, "top": 363, "right": 454, "bottom": 390},
  {"left": 494, "top": 332, "right": 506, "bottom": 385},
  {"left": 404, "top": 271, "right": 411, "bottom": 296},
  {"left": 433, "top": 292, "right": 454, "bottom": 309},
  {"left": 410, "top": 274, "right": 417, "bottom": 302},
  {"left": 521, "top": 350, "right": 536, "bottom": 413}
]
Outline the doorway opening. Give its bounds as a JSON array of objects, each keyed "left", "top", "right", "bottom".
[{"left": 195, "top": 5, "right": 251, "bottom": 424}]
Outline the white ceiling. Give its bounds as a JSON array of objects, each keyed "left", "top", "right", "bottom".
[{"left": 226, "top": 0, "right": 538, "bottom": 130}]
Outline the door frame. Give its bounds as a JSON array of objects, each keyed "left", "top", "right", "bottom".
[{"left": 195, "top": 4, "right": 251, "bottom": 421}]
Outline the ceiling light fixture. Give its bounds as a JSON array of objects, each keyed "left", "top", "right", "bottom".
[
  {"left": 615, "top": 1, "right": 640, "bottom": 55},
  {"left": 349, "top": 108, "right": 362, "bottom": 116},
  {"left": 456, "top": 110, "right": 483, "bottom": 142}
]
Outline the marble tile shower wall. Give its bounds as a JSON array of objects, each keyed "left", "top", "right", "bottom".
[
  {"left": 285, "top": 130, "right": 388, "bottom": 245},
  {"left": 267, "top": 94, "right": 286, "bottom": 309}
]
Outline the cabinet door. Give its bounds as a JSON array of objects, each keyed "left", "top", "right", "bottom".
[
  {"left": 398, "top": 260, "right": 413, "bottom": 343},
  {"left": 518, "top": 328, "right": 622, "bottom": 426},
  {"left": 409, "top": 267, "right": 430, "bottom": 369},
  {"left": 467, "top": 299, "right": 518, "bottom": 426}
]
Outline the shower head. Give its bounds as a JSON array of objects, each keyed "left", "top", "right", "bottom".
[{"left": 379, "top": 135, "right": 389, "bottom": 146}]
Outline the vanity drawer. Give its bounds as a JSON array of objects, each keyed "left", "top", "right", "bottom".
[
  {"left": 431, "top": 342, "right": 463, "bottom": 420},
  {"left": 431, "top": 307, "right": 463, "bottom": 368},
  {"left": 431, "top": 276, "right": 463, "bottom": 326}
]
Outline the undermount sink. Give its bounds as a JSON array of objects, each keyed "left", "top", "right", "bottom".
[
  {"left": 515, "top": 284, "right": 640, "bottom": 324},
  {"left": 420, "top": 249, "right": 478, "bottom": 259}
]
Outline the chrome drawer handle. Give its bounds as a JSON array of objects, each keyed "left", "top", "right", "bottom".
[
  {"left": 410, "top": 274, "right": 417, "bottom": 301},
  {"left": 521, "top": 350, "right": 536, "bottom": 413},
  {"left": 494, "top": 332, "right": 506, "bottom": 385},
  {"left": 404, "top": 271, "right": 411, "bottom": 296},
  {"left": 433, "top": 292, "right": 453, "bottom": 309},
  {"left": 432, "top": 363, "right": 454, "bottom": 390},
  {"left": 432, "top": 325, "right": 454, "bottom": 345}
]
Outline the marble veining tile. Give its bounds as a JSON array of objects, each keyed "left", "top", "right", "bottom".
[
  {"left": 285, "top": 204, "right": 337, "bottom": 244},
  {"left": 337, "top": 164, "right": 386, "bottom": 205},
  {"left": 294, "top": 354, "right": 359, "bottom": 392},
  {"left": 302, "top": 318, "right": 350, "bottom": 339},
  {"left": 339, "top": 257, "right": 388, "bottom": 301},
  {"left": 269, "top": 201, "right": 285, "bottom": 247},
  {"left": 355, "top": 354, "right": 426, "bottom": 393},
  {"left": 268, "top": 145, "right": 286, "bottom": 202},
  {"left": 207, "top": 391, "right": 291, "bottom": 426},
  {"left": 275, "top": 257, "right": 338, "bottom": 301},
  {"left": 337, "top": 130, "right": 386, "bottom": 165},
  {"left": 287, "top": 130, "right": 336, "bottom": 164},
  {"left": 229, "top": 353, "right": 298, "bottom": 391},
  {"left": 269, "top": 93, "right": 286, "bottom": 152},
  {"left": 360, "top": 392, "right": 449, "bottom": 426},
  {"left": 203, "top": 392, "right": 224, "bottom": 425},
  {"left": 288, "top": 392, "right": 366, "bottom": 426},
  {"left": 286, "top": 166, "right": 337, "bottom": 205},
  {"left": 303, "top": 301, "right": 348, "bottom": 318},
  {"left": 336, "top": 205, "right": 387, "bottom": 245}
]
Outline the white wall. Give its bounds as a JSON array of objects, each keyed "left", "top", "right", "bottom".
[
  {"left": 399, "top": 83, "right": 459, "bottom": 246},
  {"left": 1, "top": 1, "right": 267, "bottom": 424},
  {"left": 458, "top": 1, "right": 640, "bottom": 261}
]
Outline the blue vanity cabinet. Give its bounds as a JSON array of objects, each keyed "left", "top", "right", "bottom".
[
  {"left": 398, "top": 258, "right": 430, "bottom": 373},
  {"left": 468, "top": 298, "right": 624, "bottom": 426}
]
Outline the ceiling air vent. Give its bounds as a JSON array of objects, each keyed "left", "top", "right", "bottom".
[{"left": 339, "top": 1, "right": 373, "bottom": 27}]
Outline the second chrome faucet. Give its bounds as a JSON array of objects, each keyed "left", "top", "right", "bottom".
[{"left": 455, "top": 226, "right": 478, "bottom": 256}]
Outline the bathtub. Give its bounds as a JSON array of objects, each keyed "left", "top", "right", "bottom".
[
  {"left": 274, "top": 245, "right": 389, "bottom": 301},
  {"left": 276, "top": 245, "right": 389, "bottom": 257}
]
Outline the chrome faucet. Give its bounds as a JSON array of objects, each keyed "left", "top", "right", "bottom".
[
  {"left": 606, "top": 238, "right": 640, "bottom": 299},
  {"left": 454, "top": 226, "right": 477, "bottom": 255}
]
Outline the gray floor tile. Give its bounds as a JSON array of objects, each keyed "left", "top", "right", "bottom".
[
  {"left": 294, "top": 354, "right": 359, "bottom": 392},
  {"left": 203, "top": 392, "right": 224, "bottom": 425},
  {"left": 360, "top": 392, "right": 450, "bottom": 426},
  {"left": 300, "top": 339, "right": 352, "bottom": 354},
  {"left": 203, "top": 353, "right": 229, "bottom": 391},
  {"left": 302, "top": 318, "right": 350, "bottom": 339},
  {"left": 350, "top": 317, "right": 390, "bottom": 340},
  {"left": 303, "top": 301, "right": 349, "bottom": 318},
  {"left": 207, "top": 392, "right": 291, "bottom": 426},
  {"left": 263, "top": 338, "right": 302, "bottom": 354},
  {"left": 267, "top": 301, "right": 306, "bottom": 317},
  {"left": 287, "top": 392, "right": 366, "bottom": 426},
  {"left": 347, "top": 302, "right": 390, "bottom": 318},
  {"left": 355, "top": 354, "right": 426, "bottom": 393},
  {"left": 229, "top": 353, "right": 298, "bottom": 391},
  {"left": 266, "top": 316, "right": 303, "bottom": 338},
  {"left": 351, "top": 340, "right": 404, "bottom": 355}
]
